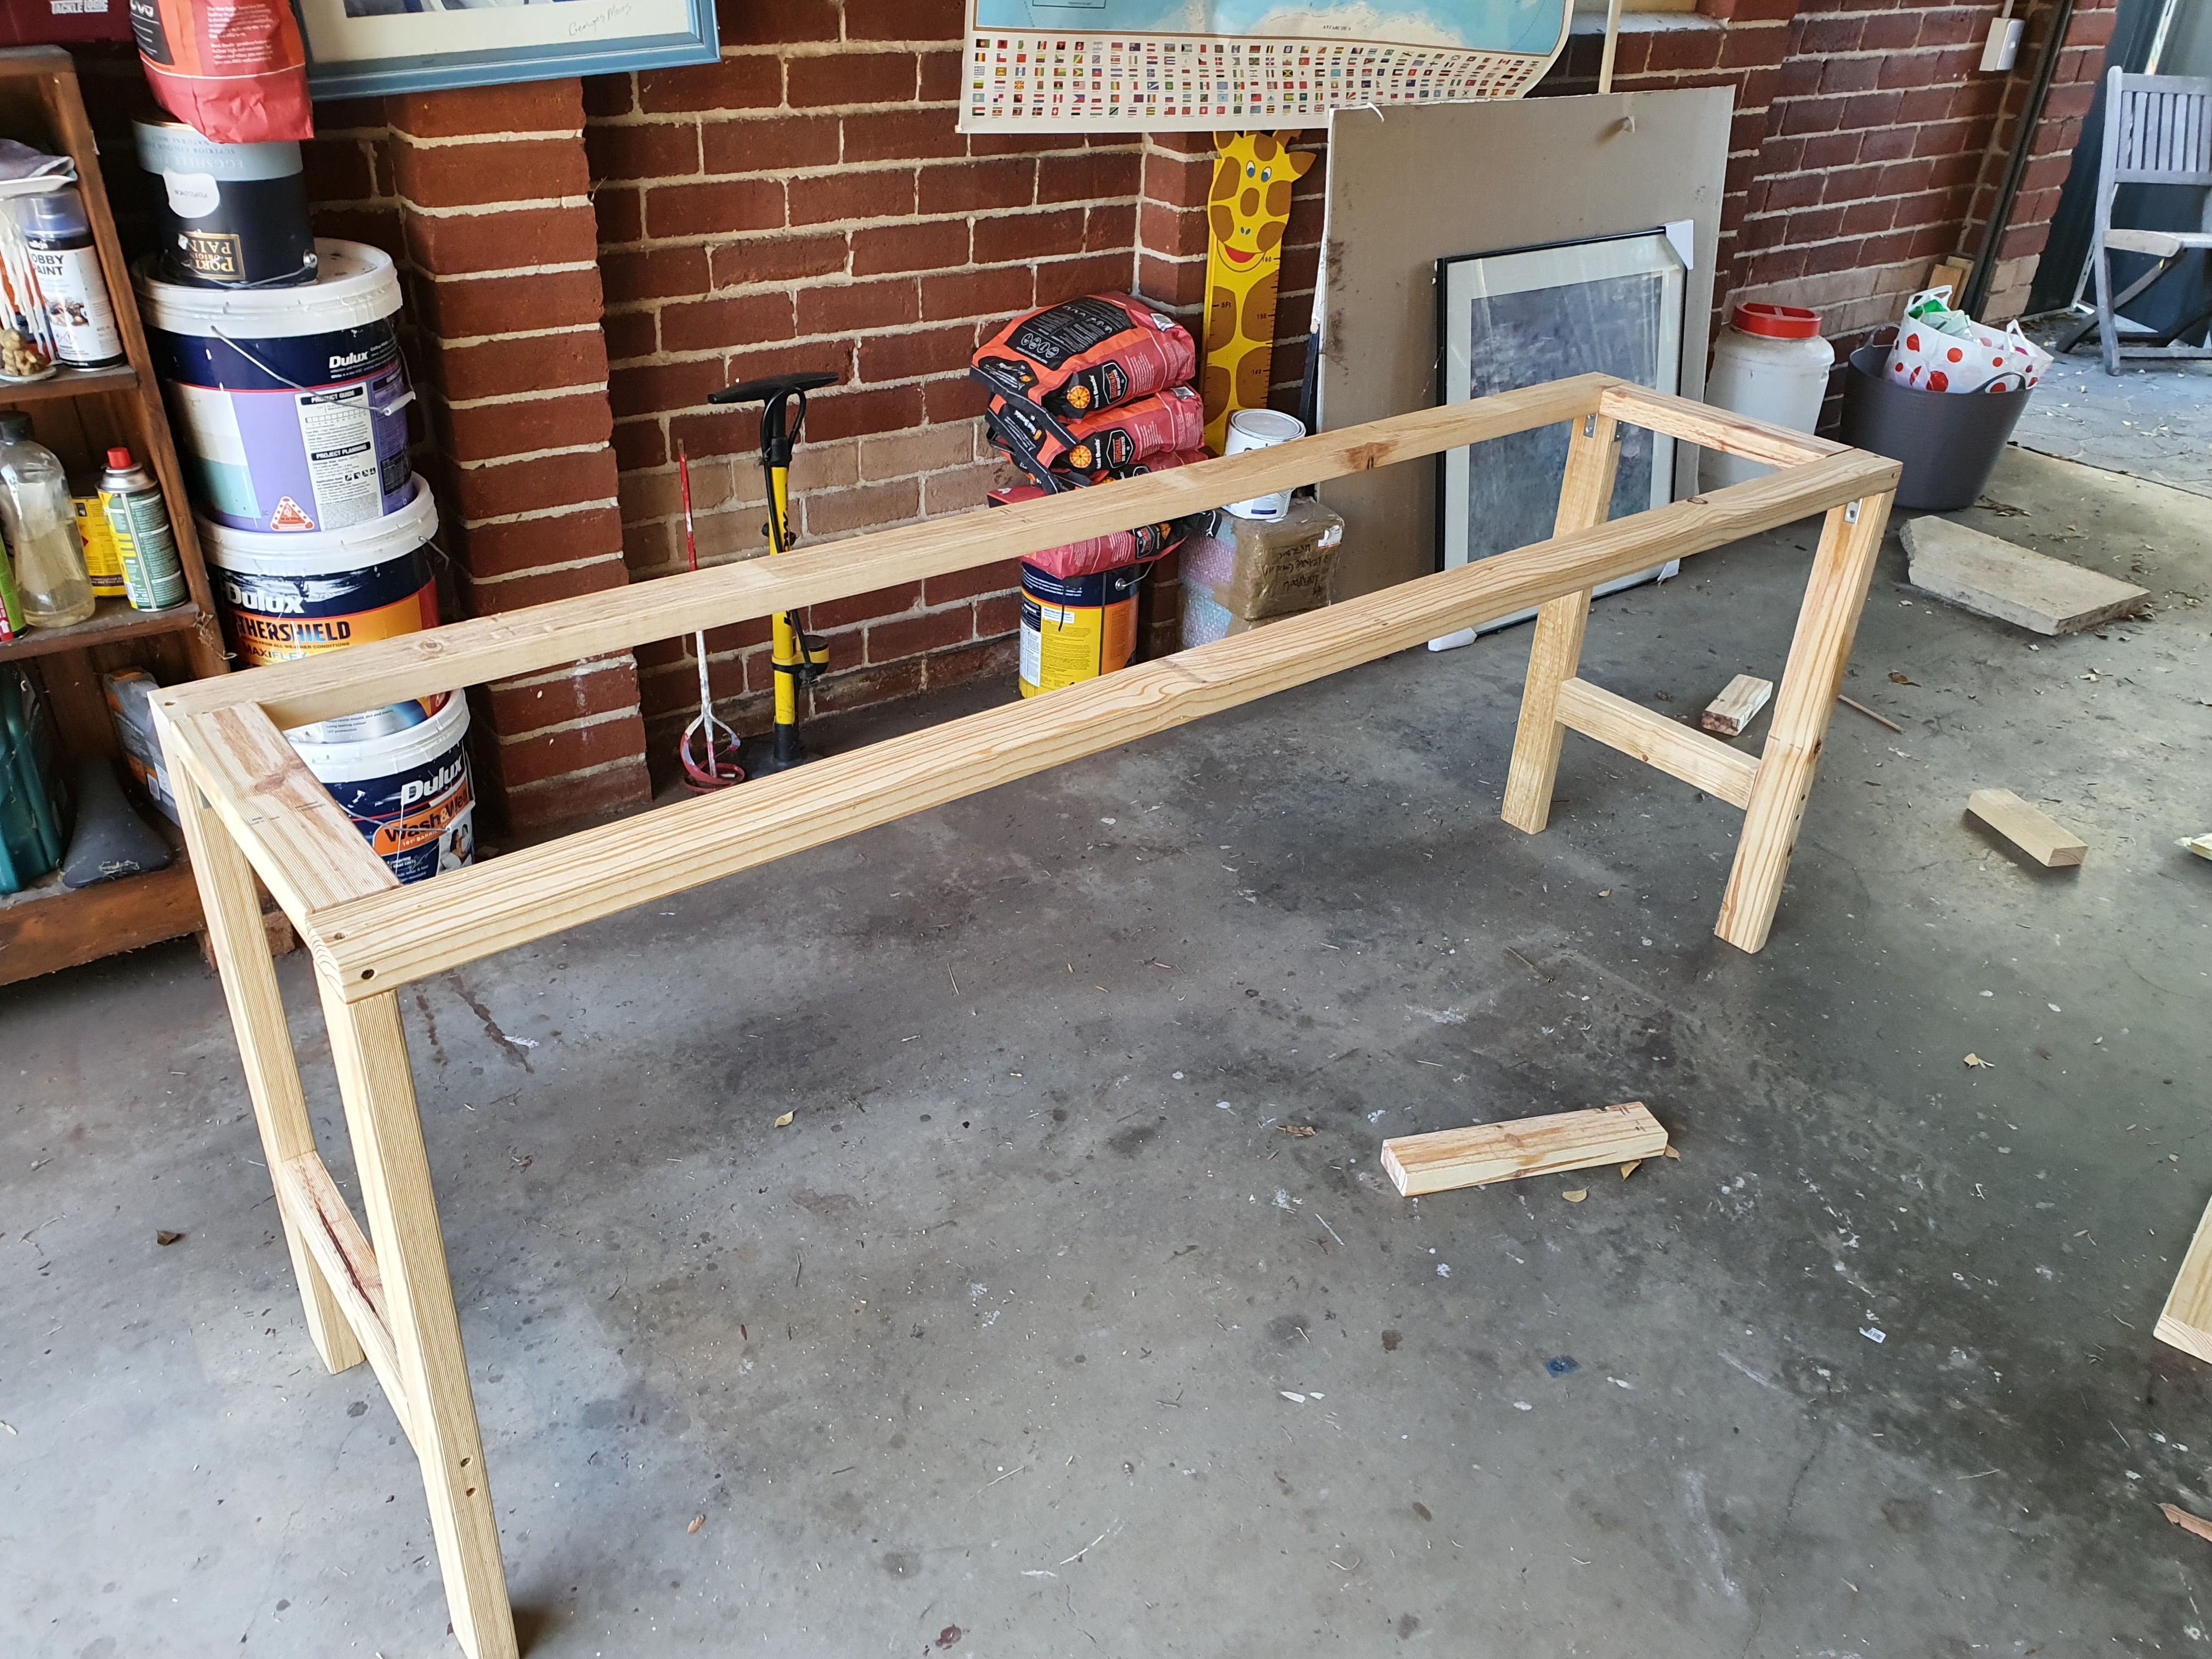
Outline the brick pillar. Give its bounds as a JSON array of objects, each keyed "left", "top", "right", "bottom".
[
  {"left": 385, "top": 82, "right": 653, "bottom": 832},
  {"left": 1129, "top": 132, "right": 1215, "bottom": 659}
]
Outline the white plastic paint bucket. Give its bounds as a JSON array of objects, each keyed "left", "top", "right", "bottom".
[
  {"left": 290, "top": 694, "right": 475, "bottom": 886},
  {"left": 199, "top": 472, "right": 439, "bottom": 684},
  {"left": 136, "top": 239, "right": 414, "bottom": 534},
  {"left": 1222, "top": 407, "right": 1304, "bottom": 520}
]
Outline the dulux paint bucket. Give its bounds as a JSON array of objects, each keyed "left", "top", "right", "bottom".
[
  {"left": 1018, "top": 561, "right": 1143, "bottom": 697},
  {"left": 136, "top": 239, "right": 414, "bottom": 535},
  {"left": 289, "top": 693, "right": 476, "bottom": 886},
  {"left": 198, "top": 471, "right": 439, "bottom": 683}
]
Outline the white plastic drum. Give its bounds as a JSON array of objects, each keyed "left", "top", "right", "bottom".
[
  {"left": 1700, "top": 302, "right": 1833, "bottom": 491},
  {"left": 289, "top": 695, "right": 476, "bottom": 886}
]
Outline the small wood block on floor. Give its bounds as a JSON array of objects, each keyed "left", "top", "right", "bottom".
[
  {"left": 1700, "top": 673, "right": 1773, "bottom": 737},
  {"left": 1966, "top": 787, "right": 2087, "bottom": 867},
  {"left": 1381, "top": 1101, "right": 1667, "bottom": 1197},
  {"left": 1900, "top": 516, "right": 2149, "bottom": 636},
  {"left": 2157, "top": 1191, "right": 2212, "bottom": 1365}
]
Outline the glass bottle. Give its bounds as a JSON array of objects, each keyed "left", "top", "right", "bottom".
[{"left": 0, "top": 411, "right": 94, "bottom": 627}]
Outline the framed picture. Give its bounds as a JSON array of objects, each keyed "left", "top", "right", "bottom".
[
  {"left": 301, "top": 0, "right": 719, "bottom": 102},
  {"left": 1436, "top": 229, "right": 1688, "bottom": 618}
]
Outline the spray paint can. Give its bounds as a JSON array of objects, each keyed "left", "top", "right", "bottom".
[
  {"left": 99, "top": 448, "right": 188, "bottom": 612},
  {"left": 13, "top": 187, "right": 123, "bottom": 369}
]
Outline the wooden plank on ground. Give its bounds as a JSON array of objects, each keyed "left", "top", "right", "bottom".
[
  {"left": 1700, "top": 673, "right": 1773, "bottom": 737},
  {"left": 1381, "top": 1102, "right": 1668, "bottom": 1197},
  {"left": 1966, "top": 788, "right": 2088, "bottom": 867},
  {"left": 1900, "top": 516, "right": 2149, "bottom": 636},
  {"left": 2156, "top": 1191, "right": 2212, "bottom": 1365}
]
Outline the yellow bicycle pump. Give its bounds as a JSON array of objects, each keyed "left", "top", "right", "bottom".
[{"left": 709, "top": 370, "right": 836, "bottom": 772}]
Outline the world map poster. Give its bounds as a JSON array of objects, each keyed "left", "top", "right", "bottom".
[{"left": 957, "top": 2, "right": 1573, "bottom": 131}]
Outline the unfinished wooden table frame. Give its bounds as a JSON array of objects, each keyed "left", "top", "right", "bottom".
[{"left": 153, "top": 374, "right": 1895, "bottom": 1657}]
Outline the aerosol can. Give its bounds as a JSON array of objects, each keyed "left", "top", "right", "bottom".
[{"left": 99, "top": 447, "right": 187, "bottom": 612}]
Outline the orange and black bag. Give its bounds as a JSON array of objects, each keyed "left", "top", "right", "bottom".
[
  {"left": 986, "top": 385, "right": 1205, "bottom": 487},
  {"left": 972, "top": 294, "right": 1197, "bottom": 422},
  {"left": 985, "top": 483, "right": 1189, "bottom": 580}
]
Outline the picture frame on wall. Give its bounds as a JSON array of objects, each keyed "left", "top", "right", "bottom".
[
  {"left": 1436, "top": 228, "right": 1690, "bottom": 623},
  {"left": 299, "top": 0, "right": 720, "bottom": 101}
]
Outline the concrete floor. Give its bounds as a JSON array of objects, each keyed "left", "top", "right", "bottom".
[
  {"left": 4, "top": 444, "right": 2210, "bottom": 1658},
  {"left": 2021, "top": 315, "right": 2212, "bottom": 499}
]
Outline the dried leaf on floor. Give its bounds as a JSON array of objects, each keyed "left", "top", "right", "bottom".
[
  {"left": 1662, "top": 1146, "right": 1681, "bottom": 1160},
  {"left": 1562, "top": 1189, "right": 1588, "bottom": 1203},
  {"left": 155, "top": 1230, "right": 183, "bottom": 1246},
  {"left": 773, "top": 1111, "right": 794, "bottom": 1128},
  {"left": 1280, "top": 1124, "right": 1317, "bottom": 1137},
  {"left": 687, "top": 1515, "right": 704, "bottom": 1534},
  {"left": 1964, "top": 1054, "right": 1993, "bottom": 1069},
  {"left": 1620, "top": 1160, "right": 1641, "bottom": 1179},
  {"left": 1889, "top": 672, "right": 1918, "bottom": 685},
  {"left": 2161, "top": 1503, "right": 2212, "bottom": 1545}
]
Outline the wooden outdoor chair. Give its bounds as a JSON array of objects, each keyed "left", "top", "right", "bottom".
[{"left": 2055, "top": 67, "right": 2212, "bottom": 374}]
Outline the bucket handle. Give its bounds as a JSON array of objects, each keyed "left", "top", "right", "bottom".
[{"left": 208, "top": 322, "right": 417, "bottom": 416}]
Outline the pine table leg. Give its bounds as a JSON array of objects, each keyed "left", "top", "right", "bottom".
[
  {"left": 1717, "top": 490, "right": 1895, "bottom": 952},
  {"left": 174, "top": 772, "right": 364, "bottom": 1375},
  {"left": 317, "top": 982, "right": 517, "bottom": 1659},
  {"left": 1502, "top": 413, "right": 1623, "bottom": 833}
]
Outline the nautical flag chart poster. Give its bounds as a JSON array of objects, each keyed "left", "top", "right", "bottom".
[{"left": 957, "top": 2, "right": 1571, "bottom": 132}]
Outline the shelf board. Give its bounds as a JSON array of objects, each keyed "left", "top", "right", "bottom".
[
  {"left": 0, "top": 597, "right": 204, "bottom": 662},
  {"left": 0, "top": 363, "right": 137, "bottom": 403},
  {"left": 0, "top": 857, "right": 202, "bottom": 986}
]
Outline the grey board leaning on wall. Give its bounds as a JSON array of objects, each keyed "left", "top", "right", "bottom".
[{"left": 1314, "top": 88, "right": 1731, "bottom": 598}]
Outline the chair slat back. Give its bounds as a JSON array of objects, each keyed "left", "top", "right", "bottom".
[{"left": 2109, "top": 71, "right": 2212, "bottom": 185}]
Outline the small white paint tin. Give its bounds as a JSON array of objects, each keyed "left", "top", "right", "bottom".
[{"left": 1222, "top": 408, "right": 1305, "bottom": 520}]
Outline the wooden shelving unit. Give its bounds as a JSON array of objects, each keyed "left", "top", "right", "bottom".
[{"left": 0, "top": 46, "right": 233, "bottom": 988}]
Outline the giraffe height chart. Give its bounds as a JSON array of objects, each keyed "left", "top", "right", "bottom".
[
  {"left": 1203, "top": 131, "right": 1311, "bottom": 450},
  {"left": 956, "top": 2, "right": 1572, "bottom": 133}
]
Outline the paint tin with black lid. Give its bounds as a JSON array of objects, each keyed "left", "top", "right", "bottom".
[{"left": 134, "top": 120, "right": 315, "bottom": 289}]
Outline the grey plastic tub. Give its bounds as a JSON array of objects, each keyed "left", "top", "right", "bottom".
[{"left": 1836, "top": 343, "right": 2033, "bottom": 511}]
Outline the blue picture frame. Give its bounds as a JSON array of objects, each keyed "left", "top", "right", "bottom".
[{"left": 302, "top": 0, "right": 719, "bottom": 103}]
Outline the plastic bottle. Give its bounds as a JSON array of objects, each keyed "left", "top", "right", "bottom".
[
  {"left": 14, "top": 187, "right": 123, "bottom": 370},
  {"left": 0, "top": 411, "right": 93, "bottom": 627},
  {"left": 99, "top": 448, "right": 187, "bottom": 612}
]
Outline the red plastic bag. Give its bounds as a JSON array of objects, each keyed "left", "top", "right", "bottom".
[
  {"left": 972, "top": 294, "right": 1196, "bottom": 422},
  {"left": 131, "top": 0, "right": 312, "bottom": 145},
  {"left": 985, "top": 482, "right": 1186, "bottom": 580}
]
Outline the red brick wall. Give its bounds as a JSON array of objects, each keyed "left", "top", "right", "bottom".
[
  {"left": 583, "top": 0, "right": 1149, "bottom": 764},
  {"left": 282, "top": 0, "right": 2117, "bottom": 817}
]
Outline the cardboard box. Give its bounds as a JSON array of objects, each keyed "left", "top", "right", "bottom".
[{"left": 1180, "top": 496, "right": 1345, "bottom": 622}]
